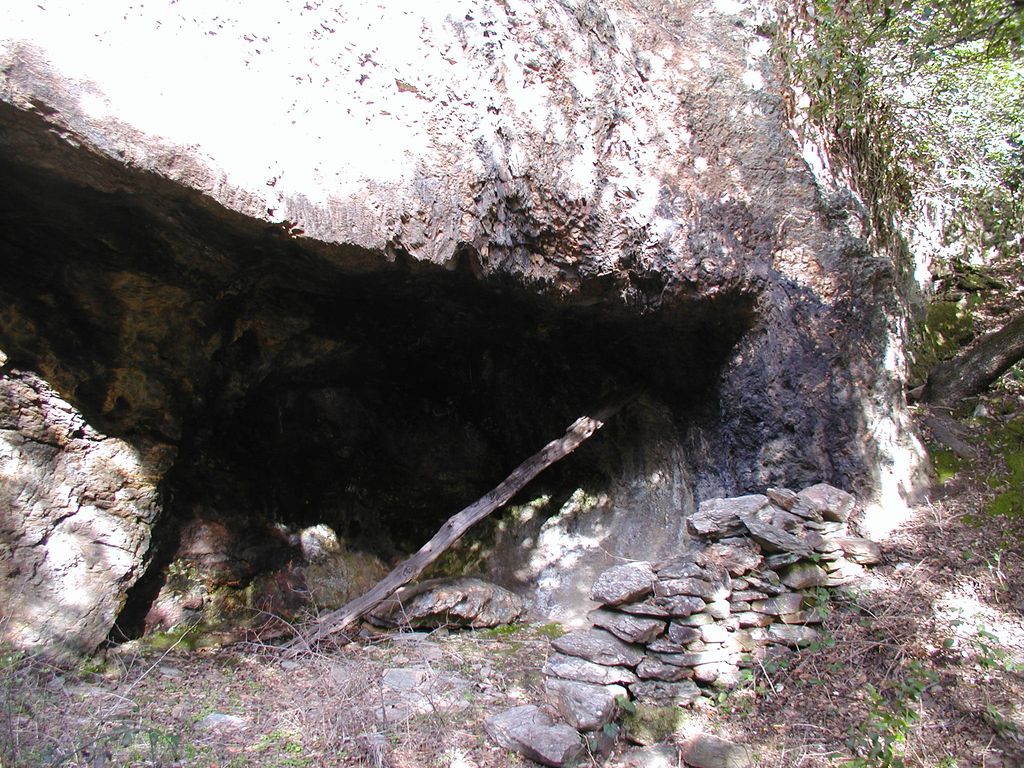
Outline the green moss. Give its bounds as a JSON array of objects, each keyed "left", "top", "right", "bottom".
[
  {"left": 534, "top": 622, "right": 567, "bottom": 639},
  {"left": 986, "top": 452, "right": 1024, "bottom": 518},
  {"left": 930, "top": 447, "right": 965, "bottom": 485},
  {"left": 981, "top": 418, "right": 1024, "bottom": 518},
  {"left": 477, "top": 623, "right": 524, "bottom": 639},
  {"left": 622, "top": 705, "right": 684, "bottom": 746},
  {"left": 909, "top": 301, "right": 976, "bottom": 385}
]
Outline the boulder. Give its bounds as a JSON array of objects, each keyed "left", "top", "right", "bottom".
[
  {"left": 591, "top": 562, "right": 657, "bottom": 606},
  {"left": 589, "top": 609, "right": 666, "bottom": 644},
  {"left": 551, "top": 628, "right": 645, "bottom": 668},
  {"left": 0, "top": 0, "right": 924, "bottom": 655},
  {"left": 298, "top": 524, "right": 342, "bottom": 563},
  {"left": 0, "top": 371, "right": 170, "bottom": 660},
  {"left": 545, "top": 678, "right": 626, "bottom": 731},
  {"left": 368, "top": 577, "right": 525, "bottom": 629},
  {"left": 484, "top": 705, "right": 583, "bottom": 768}
]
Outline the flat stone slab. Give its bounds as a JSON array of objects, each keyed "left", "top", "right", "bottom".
[
  {"left": 591, "top": 561, "right": 656, "bottom": 606},
  {"left": 552, "top": 628, "right": 644, "bottom": 667},
  {"left": 654, "top": 555, "right": 706, "bottom": 580},
  {"left": 611, "top": 744, "right": 682, "bottom": 768},
  {"left": 767, "top": 624, "right": 821, "bottom": 648},
  {"left": 543, "top": 652, "right": 640, "bottom": 686},
  {"left": 618, "top": 595, "right": 705, "bottom": 618},
  {"left": 629, "top": 679, "right": 701, "bottom": 707},
  {"left": 667, "top": 622, "right": 702, "bottom": 644},
  {"left": 696, "top": 538, "right": 764, "bottom": 575},
  {"left": 197, "top": 713, "right": 246, "bottom": 731},
  {"left": 687, "top": 495, "right": 769, "bottom": 538},
  {"left": 779, "top": 562, "right": 829, "bottom": 589},
  {"left": 484, "top": 705, "right": 583, "bottom": 767},
  {"left": 545, "top": 678, "right": 626, "bottom": 731},
  {"left": 680, "top": 734, "right": 753, "bottom": 768},
  {"left": 831, "top": 536, "right": 882, "bottom": 564},
  {"left": 793, "top": 483, "right": 855, "bottom": 522},
  {"left": 750, "top": 591, "right": 804, "bottom": 615},
  {"left": 766, "top": 487, "right": 798, "bottom": 510},
  {"left": 637, "top": 655, "right": 694, "bottom": 681},
  {"left": 654, "top": 577, "right": 725, "bottom": 601},
  {"left": 740, "top": 517, "right": 812, "bottom": 557},
  {"left": 589, "top": 609, "right": 666, "bottom": 644},
  {"left": 369, "top": 576, "right": 525, "bottom": 629}
]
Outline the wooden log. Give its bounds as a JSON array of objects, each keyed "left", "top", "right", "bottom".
[{"left": 282, "top": 398, "right": 628, "bottom": 654}]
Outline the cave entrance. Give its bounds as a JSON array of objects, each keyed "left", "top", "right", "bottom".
[
  {"left": 116, "top": 267, "right": 756, "bottom": 638},
  {"left": 166, "top": 269, "right": 755, "bottom": 554},
  {"left": 0, "top": 105, "right": 757, "bottom": 637}
]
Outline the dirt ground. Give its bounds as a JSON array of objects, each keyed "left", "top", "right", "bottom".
[{"left": 2, "top": 406, "right": 1023, "bottom": 768}]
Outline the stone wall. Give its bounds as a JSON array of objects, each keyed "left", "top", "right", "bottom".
[{"left": 487, "top": 483, "right": 881, "bottom": 765}]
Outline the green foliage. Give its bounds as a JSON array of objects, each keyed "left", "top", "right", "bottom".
[
  {"left": 846, "top": 661, "right": 938, "bottom": 768},
  {"left": 775, "top": 0, "right": 1024, "bottom": 266}
]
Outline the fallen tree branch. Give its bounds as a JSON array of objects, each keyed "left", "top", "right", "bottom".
[{"left": 282, "top": 396, "right": 631, "bottom": 654}]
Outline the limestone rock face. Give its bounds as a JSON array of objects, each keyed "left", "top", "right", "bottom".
[
  {"left": 0, "top": 0, "right": 924, "bottom": 652},
  {"left": 0, "top": 371, "right": 171, "bottom": 659}
]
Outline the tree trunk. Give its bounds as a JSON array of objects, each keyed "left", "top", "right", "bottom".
[
  {"left": 924, "top": 312, "right": 1024, "bottom": 406},
  {"left": 282, "top": 398, "right": 629, "bottom": 654}
]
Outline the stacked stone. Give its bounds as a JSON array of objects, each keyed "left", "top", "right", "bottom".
[{"left": 541, "top": 483, "right": 881, "bottom": 723}]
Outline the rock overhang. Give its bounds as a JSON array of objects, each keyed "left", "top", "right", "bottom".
[{"left": 0, "top": 0, "right": 926, "bottom": 654}]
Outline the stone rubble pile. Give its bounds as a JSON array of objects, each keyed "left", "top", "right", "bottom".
[{"left": 485, "top": 483, "right": 882, "bottom": 767}]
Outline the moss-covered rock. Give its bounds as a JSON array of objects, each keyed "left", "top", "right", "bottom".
[
  {"left": 622, "top": 704, "right": 685, "bottom": 746},
  {"left": 909, "top": 300, "right": 976, "bottom": 386}
]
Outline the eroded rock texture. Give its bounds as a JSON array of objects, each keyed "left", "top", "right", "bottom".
[
  {"left": 0, "top": 0, "right": 924, "bottom": 651},
  {"left": 0, "top": 370, "right": 170, "bottom": 658}
]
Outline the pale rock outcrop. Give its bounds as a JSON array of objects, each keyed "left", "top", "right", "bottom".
[{"left": 0, "top": 369, "right": 171, "bottom": 658}]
